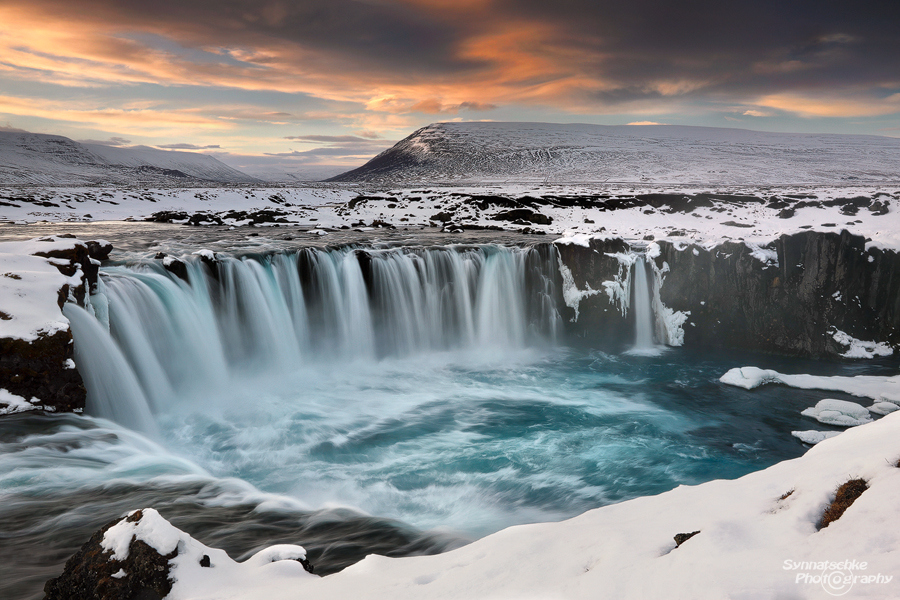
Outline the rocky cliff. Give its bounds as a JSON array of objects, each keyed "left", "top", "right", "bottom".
[
  {"left": 0, "top": 238, "right": 111, "bottom": 414},
  {"left": 555, "top": 230, "right": 900, "bottom": 357}
]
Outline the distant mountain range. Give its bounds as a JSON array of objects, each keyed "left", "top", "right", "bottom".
[
  {"left": 329, "top": 122, "right": 900, "bottom": 185},
  {"left": 0, "top": 130, "right": 257, "bottom": 186}
]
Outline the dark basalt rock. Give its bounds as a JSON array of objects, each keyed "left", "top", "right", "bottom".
[
  {"left": 43, "top": 510, "right": 176, "bottom": 600},
  {"left": 0, "top": 331, "right": 85, "bottom": 412},
  {"left": 654, "top": 230, "right": 900, "bottom": 357},
  {"left": 674, "top": 531, "right": 700, "bottom": 547},
  {"left": 161, "top": 257, "right": 189, "bottom": 282},
  {"left": 556, "top": 230, "right": 900, "bottom": 357},
  {"left": 491, "top": 209, "right": 552, "bottom": 225},
  {"left": 554, "top": 237, "right": 633, "bottom": 345}
]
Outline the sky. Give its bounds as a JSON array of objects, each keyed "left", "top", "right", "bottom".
[{"left": 0, "top": 0, "right": 898, "bottom": 178}]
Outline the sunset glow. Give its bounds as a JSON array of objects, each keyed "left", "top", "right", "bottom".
[{"left": 1, "top": 0, "right": 897, "bottom": 175}]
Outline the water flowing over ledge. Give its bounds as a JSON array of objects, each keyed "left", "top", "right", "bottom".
[{"left": 67, "top": 244, "right": 563, "bottom": 432}]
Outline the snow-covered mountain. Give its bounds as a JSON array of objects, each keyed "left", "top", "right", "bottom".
[
  {"left": 0, "top": 130, "right": 257, "bottom": 186},
  {"left": 329, "top": 122, "right": 900, "bottom": 185}
]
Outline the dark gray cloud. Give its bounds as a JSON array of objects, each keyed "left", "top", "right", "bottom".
[
  {"left": 28, "top": 0, "right": 484, "bottom": 76},
  {"left": 495, "top": 0, "right": 900, "bottom": 101},
  {"left": 12, "top": 0, "right": 900, "bottom": 112}
]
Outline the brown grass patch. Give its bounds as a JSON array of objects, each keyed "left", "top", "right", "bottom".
[
  {"left": 818, "top": 479, "right": 868, "bottom": 529},
  {"left": 779, "top": 489, "right": 794, "bottom": 501}
]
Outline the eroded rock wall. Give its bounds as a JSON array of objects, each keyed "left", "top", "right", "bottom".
[
  {"left": 0, "top": 238, "right": 111, "bottom": 413},
  {"left": 556, "top": 230, "right": 900, "bottom": 357}
]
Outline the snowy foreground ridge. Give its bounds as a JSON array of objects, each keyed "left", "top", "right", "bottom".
[{"left": 113, "top": 411, "right": 900, "bottom": 599}]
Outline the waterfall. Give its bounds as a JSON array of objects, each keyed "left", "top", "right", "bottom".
[
  {"left": 68, "top": 245, "right": 563, "bottom": 427},
  {"left": 628, "top": 256, "right": 660, "bottom": 355}
]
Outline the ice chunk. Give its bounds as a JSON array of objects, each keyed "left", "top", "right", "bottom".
[
  {"left": 791, "top": 430, "right": 841, "bottom": 445},
  {"left": 800, "top": 399, "right": 873, "bottom": 427},
  {"left": 831, "top": 329, "right": 893, "bottom": 359},
  {"left": 868, "top": 401, "right": 900, "bottom": 416},
  {"left": 719, "top": 367, "right": 782, "bottom": 389}
]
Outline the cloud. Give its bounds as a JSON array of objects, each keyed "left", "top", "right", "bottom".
[
  {"left": 156, "top": 143, "right": 221, "bottom": 149},
  {"left": 78, "top": 136, "right": 132, "bottom": 146},
  {"left": 0, "top": 0, "right": 897, "bottom": 145},
  {"left": 0, "top": 123, "right": 28, "bottom": 132},
  {"left": 742, "top": 110, "right": 774, "bottom": 117},
  {"left": 627, "top": 121, "right": 665, "bottom": 125},
  {"left": 755, "top": 93, "right": 900, "bottom": 118},
  {"left": 283, "top": 135, "right": 383, "bottom": 143}
]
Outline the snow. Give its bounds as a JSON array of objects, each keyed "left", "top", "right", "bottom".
[
  {"left": 102, "top": 508, "right": 183, "bottom": 560},
  {"left": 192, "top": 249, "right": 216, "bottom": 261},
  {"left": 831, "top": 329, "right": 894, "bottom": 359},
  {"left": 0, "top": 388, "right": 39, "bottom": 415},
  {"left": 0, "top": 237, "right": 85, "bottom": 341},
  {"left": 242, "top": 544, "right": 308, "bottom": 567},
  {"left": 557, "top": 260, "right": 600, "bottom": 321},
  {"left": 720, "top": 367, "right": 900, "bottom": 404},
  {"left": 331, "top": 122, "right": 900, "bottom": 186},
  {"left": 791, "top": 430, "right": 841, "bottom": 445},
  {"left": 800, "top": 399, "right": 873, "bottom": 427},
  {"left": 868, "top": 402, "right": 900, "bottom": 416},
  {"left": 749, "top": 245, "right": 779, "bottom": 266},
  {"left": 100, "top": 508, "right": 315, "bottom": 600},
  {"left": 554, "top": 231, "right": 594, "bottom": 247},
  {"left": 97, "top": 412, "right": 900, "bottom": 599},
  {"left": 0, "top": 129, "right": 254, "bottom": 186}
]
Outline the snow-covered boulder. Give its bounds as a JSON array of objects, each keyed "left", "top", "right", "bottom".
[
  {"left": 44, "top": 508, "right": 315, "bottom": 600},
  {"left": 801, "top": 399, "right": 873, "bottom": 427}
]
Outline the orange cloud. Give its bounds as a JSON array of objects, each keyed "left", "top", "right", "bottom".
[{"left": 756, "top": 93, "right": 900, "bottom": 118}]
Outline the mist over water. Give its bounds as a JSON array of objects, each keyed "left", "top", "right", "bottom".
[{"left": 7, "top": 242, "right": 894, "bottom": 599}]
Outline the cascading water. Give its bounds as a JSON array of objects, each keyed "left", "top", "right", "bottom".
[
  {"left": 67, "top": 244, "right": 563, "bottom": 427},
  {"left": 628, "top": 256, "right": 660, "bottom": 355}
]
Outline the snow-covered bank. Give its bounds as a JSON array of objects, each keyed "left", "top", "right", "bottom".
[
  {"left": 0, "top": 236, "right": 110, "bottom": 415},
  {"left": 0, "top": 236, "right": 93, "bottom": 341},
  {"left": 721, "top": 367, "right": 900, "bottom": 405},
  {"left": 53, "top": 410, "right": 900, "bottom": 599}
]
